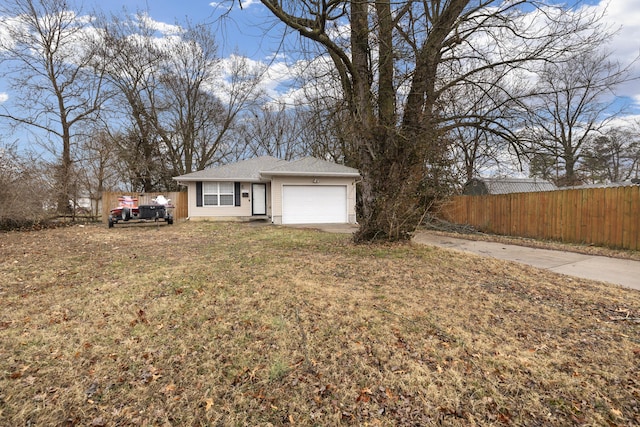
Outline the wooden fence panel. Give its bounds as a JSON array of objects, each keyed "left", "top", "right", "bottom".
[
  {"left": 622, "top": 187, "right": 632, "bottom": 249},
  {"left": 438, "top": 185, "right": 640, "bottom": 250},
  {"left": 603, "top": 189, "right": 614, "bottom": 246},
  {"left": 580, "top": 190, "right": 590, "bottom": 244},
  {"left": 102, "top": 191, "right": 188, "bottom": 223},
  {"left": 630, "top": 188, "right": 640, "bottom": 251},
  {"left": 593, "top": 188, "right": 605, "bottom": 245}
]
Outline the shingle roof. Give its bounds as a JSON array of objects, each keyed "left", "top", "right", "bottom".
[
  {"left": 464, "top": 177, "right": 557, "bottom": 195},
  {"left": 260, "top": 157, "right": 360, "bottom": 177},
  {"left": 173, "top": 156, "right": 360, "bottom": 182},
  {"left": 173, "top": 156, "right": 288, "bottom": 181}
]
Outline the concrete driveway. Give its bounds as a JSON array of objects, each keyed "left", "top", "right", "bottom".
[
  {"left": 289, "top": 224, "right": 640, "bottom": 290},
  {"left": 413, "top": 232, "right": 640, "bottom": 291},
  {"left": 287, "top": 223, "right": 360, "bottom": 234}
]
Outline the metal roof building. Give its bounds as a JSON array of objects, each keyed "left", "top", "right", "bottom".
[{"left": 463, "top": 177, "right": 558, "bottom": 195}]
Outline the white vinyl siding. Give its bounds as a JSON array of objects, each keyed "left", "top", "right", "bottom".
[{"left": 203, "top": 182, "right": 234, "bottom": 206}]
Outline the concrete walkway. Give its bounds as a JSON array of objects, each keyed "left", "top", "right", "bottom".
[
  {"left": 413, "top": 232, "right": 640, "bottom": 291},
  {"left": 288, "top": 224, "right": 640, "bottom": 290}
]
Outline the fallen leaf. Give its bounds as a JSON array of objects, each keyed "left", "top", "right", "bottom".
[
  {"left": 356, "top": 389, "right": 371, "bottom": 403},
  {"left": 204, "top": 398, "right": 214, "bottom": 411}
]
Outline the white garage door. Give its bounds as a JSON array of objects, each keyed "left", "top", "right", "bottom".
[{"left": 282, "top": 185, "right": 347, "bottom": 224}]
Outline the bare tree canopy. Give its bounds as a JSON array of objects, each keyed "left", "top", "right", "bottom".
[
  {"left": 0, "top": 0, "right": 107, "bottom": 214},
  {"left": 94, "top": 12, "right": 265, "bottom": 191},
  {"left": 0, "top": 141, "right": 52, "bottom": 226},
  {"left": 580, "top": 126, "right": 640, "bottom": 183},
  {"left": 521, "top": 48, "right": 634, "bottom": 186},
  {"left": 255, "top": 0, "right": 610, "bottom": 241}
]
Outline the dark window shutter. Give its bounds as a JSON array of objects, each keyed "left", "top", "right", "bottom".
[
  {"left": 234, "top": 182, "right": 241, "bottom": 206},
  {"left": 196, "top": 181, "right": 203, "bottom": 207}
]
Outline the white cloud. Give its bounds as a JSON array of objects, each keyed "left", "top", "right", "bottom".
[
  {"left": 464, "top": 0, "right": 640, "bottom": 113},
  {"left": 598, "top": 0, "right": 640, "bottom": 58},
  {"left": 135, "top": 12, "right": 183, "bottom": 36},
  {"left": 589, "top": 0, "right": 640, "bottom": 108},
  {"left": 209, "top": 0, "right": 260, "bottom": 11},
  {"left": 0, "top": 92, "right": 8, "bottom": 103},
  {"left": 602, "top": 113, "right": 640, "bottom": 129},
  {"left": 210, "top": 0, "right": 260, "bottom": 8},
  {"left": 0, "top": 16, "right": 23, "bottom": 52}
]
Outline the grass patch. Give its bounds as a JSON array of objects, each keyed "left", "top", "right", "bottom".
[{"left": 0, "top": 222, "right": 639, "bottom": 425}]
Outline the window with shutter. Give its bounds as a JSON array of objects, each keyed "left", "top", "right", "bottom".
[{"left": 202, "top": 182, "right": 235, "bottom": 206}]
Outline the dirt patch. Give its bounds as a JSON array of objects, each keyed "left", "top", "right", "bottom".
[{"left": 0, "top": 222, "right": 639, "bottom": 425}]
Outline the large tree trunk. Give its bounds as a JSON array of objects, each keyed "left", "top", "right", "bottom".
[
  {"left": 353, "top": 1, "right": 466, "bottom": 241},
  {"left": 355, "top": 135, "right": 424, "bottom": 241}
]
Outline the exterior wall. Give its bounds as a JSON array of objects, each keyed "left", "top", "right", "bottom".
[
  {"left": 185, "top": 181, "right": 272, "bottom": 221},
  {"left": 270, "top": 176, "right": 357, "bottom": 224}
]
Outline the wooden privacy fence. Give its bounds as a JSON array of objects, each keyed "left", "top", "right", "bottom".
[
  {"left": 102, "top": 191, "right": 188, "bottom": 223},
  {"left": 438, "top": 185, "right": 640, "bottom": 250}
]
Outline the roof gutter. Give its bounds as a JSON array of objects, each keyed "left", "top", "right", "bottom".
[
  {"left": 172, "top": 178, "right": 267, "bottom": 183},
  {"left": 259, "top": 171, "right": 361, "bottom": 178}
]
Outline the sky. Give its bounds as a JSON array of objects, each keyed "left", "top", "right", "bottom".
[
  {"left": 96, "top": 0, "right": 284, "bottom": 59},
  {"left": 94, "top": 0, "right": 640, "bottom": 98},
  {"left": 1, "top": 0, "right": 640, "bottom": 150}
]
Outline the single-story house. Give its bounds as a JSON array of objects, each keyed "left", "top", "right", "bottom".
[
  {"left": 173, "top": 156, "right": 360, "bottom": 224},
  {"left": 463, "top": 177, "right": 557, "bottom": 195}
]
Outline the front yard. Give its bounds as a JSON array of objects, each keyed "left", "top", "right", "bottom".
[{"left": 0, "top": 222, "right": 638, "bottom": 425}]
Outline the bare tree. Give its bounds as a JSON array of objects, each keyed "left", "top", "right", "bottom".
[
  {"left": 443, "top": 68, "right": 525, "bottom": 183},
  {"left": 299, "top": 105, "right": 354, "bottom": 163},
  {"left": 255, "top": 0, "right": 608, "bottom": 241},
  {"left": 297, "top": 82, "right": 358, "bottom": 164},
  {"left": 156, "top": 39, "right": 262, "bottom": 175},
  {"left": 0, "top": 0, "right": 107, "bottom": 214},
  {"left": 240, "top": 100, "right": 349, "bottom": 161},
  {"left": 0, "top": 142, "right": 53, "bottom": 227},
  {"left": 74, "top": 128, "right": 121, "bottom": 217},
  {"left": 241, "top": 102, "right": 305, "bottom": 160},
  {"left": 94, "top": 11, "right": 169, "bottom": 192},
  {"left": 98, "top": 14, "right": 262, "bottom": 186},
  {"left": 522, "top": 48, "right": 632, "bottom": 186},
  {"left": 580, "top": 127, "right": 640, "bottom": 183}
]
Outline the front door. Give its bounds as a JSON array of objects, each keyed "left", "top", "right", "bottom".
[{"left": 252, "top": 183, "right": 267, "bottom": 215}]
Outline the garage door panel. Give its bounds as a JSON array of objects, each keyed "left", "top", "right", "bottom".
[{"left": 282, "top": 185, "right": 347, "bottom": 224}]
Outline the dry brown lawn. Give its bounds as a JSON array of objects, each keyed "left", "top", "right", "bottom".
[{"left": 0, "top": 221, "right": 639, "bottom": 426}]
